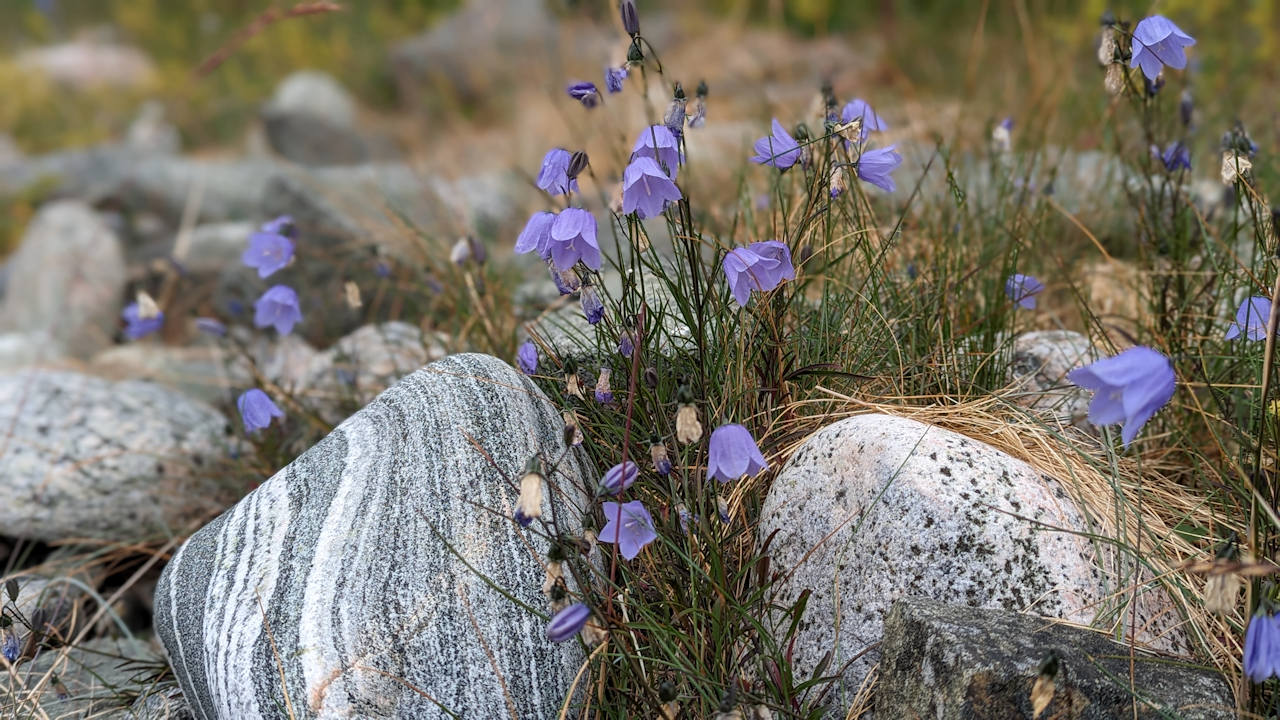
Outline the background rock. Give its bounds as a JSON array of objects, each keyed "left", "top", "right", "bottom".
[
  {"left": 299, "top": 321, "right": 447, "bottom": 422},
  {"left": 1009, "top": 330, "right": 1097, "bottom": 429},
  {"left": 261, "top": 71, "right": 367, "bottom": 166},
  {"left": 155, "top": 353, "right": 592, "bottom": 718},
  {"left": 0, "top": 369, "right": 235, "bottom": 542},
  {"left": 0, "top": 201, "right": 125, "bottom": 360},
  {"left": 18, "top": 38, "right": 154, "bottom": 89},
  {"left": 757, "top": 414, "right": 1186, "bottom": 704},
  {"left": 13, "top": 637, "right": 173, "bottom": 718},
  {"left": 876, "top": 597, "right": 1232, "bottom": 719}
]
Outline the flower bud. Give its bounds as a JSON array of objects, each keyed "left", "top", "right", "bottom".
[
  {"left": 567, "top": 150, "right": 590, "bottom": 181},
  {"left": 675, "top": 403, "right": 702, "bottom": 444},
  {"left": 620, "top": 0, "right": 639, "bottom": 36}
]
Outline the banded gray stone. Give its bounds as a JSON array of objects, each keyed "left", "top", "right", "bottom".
[{"left": 155, "top": 353, "right": 592, "bottom": 719}]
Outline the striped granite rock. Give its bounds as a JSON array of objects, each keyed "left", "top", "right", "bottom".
[{"left": 155, "top": 353, "right": 592, "bottom": 719}]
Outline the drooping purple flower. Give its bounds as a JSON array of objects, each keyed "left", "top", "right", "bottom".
[
  {"left": 515, "top": 211, "right": 556, "bottom": 261},
  {"left": 687, "top": 97, "right": 706, "bottom": 129},
  {"left": 856, "top": 145, "right": 903, "bottom": 193},
  {"left": 605, "top": 65, "right": 627, "bottom": 94},
  {"left": 707, "top": 423, "right": 768, "bottom": 483},
  {"left": 618, "top": 331, "right": 635, "bottom": 358},
  {"left": 536, "top": 149, "right": 580, "bottom": 196},
  {"left": 1, "top": 629, "right": 17, "bottom": 663},
  {"left": 721, "top": 240, "right": 796, "bottom": 307},
  {"left": 599, "top": 500, "right": 657, "bottom": 560},
  {"left": 594, "top": 367, "right": 613, "bottom": 404},
  {"left": 840, "top": 98, "right": 887, "bottom": 142},
  {"left": 632, "top": 125, "right": 681, "bottom": 180},
  {"left": 1246, "top": 610, "right": 1280, "bottom": 683},
  {"left": 122, "top": 302, "right": 164, "bottom": 340},
  {"left": 1005, "top": 273, "right": 1045, "bottom": 310},
  {"left": 1067, "top": 346, "right": 1176, "bottom": 447},
  {"left": 751, "top": 118, "right": 801, "bottom": 170},
  {"left": 599, "top": 460, "right": 639, "bottom": 496},
  {"left": 550, "top": 262, "right": 581, "bottom": 295},
  {"left": 567, "top": 81, "right": 601, "bottom": 108},
  {"left": 195, "top": 317, "right": 227, "bottom": 337},
  {"left": 547, "top": 603, "right": 591, "bottom": 643},
  {"left": 1225, "top": 297, "right": 1274, "bottom": 341},
  {"left": 664, "top": 98, "right": 687, "bottom": 140},
  {"left": 260, "top": 215, "right": 295, "bottom": 237},
  {"left": 620, "top": 0, "right": 639, "bottom": 36},
  {"left": 242, "top": 228, "right": 295, "bottom": 279},
  {"left": 237, "top": 388, "right": 284, "bottom": 434},
  {"left": 253, "top": 285, "right": 303, "bottom": 335},
  {"left": 517, "top": 340, "right": 539, "bottom": 375},
  {"left": 1150, "top": 141, "right": 1191, "bottom": 172},
  {"left": 581, "top": 284, "right": 604, "bottom": 325},
  {"left": 1130, "top": 15, "right": 1196, "bottom": 82},
  {"left": 650, "top": 440, "right": 671, "bottom": 475},
  {"left": 548, "top": 208, "right": 601, "bottom": 271},
  {"left": 622, "top": 156, "right": 682, "bottom": 219}
]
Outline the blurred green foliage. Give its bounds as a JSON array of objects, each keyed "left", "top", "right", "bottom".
[{"left": 0, "top": 1, "right": 458, "bottom": 152}]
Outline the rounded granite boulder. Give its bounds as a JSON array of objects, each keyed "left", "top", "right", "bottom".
[{"left": 758, "top": 413, "right": 1186, "bottom": 708}]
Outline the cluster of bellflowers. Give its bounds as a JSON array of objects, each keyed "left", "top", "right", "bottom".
[{"left": 235, "top": 215, "right": 301, "bottom": 435}]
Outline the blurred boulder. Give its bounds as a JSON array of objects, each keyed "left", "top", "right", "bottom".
[
  {"left": 177, "top": 221, "right": 257, "bottom": 277},
  {"left": 91, "top": 343, "right": 239, "bottom": 405},
  {"left": 0, "top": 331, "right": 62, "bottom": 371},
  {"left": 300, "top": 321, "right": 447, "bottom": 423},
  {"left": 876, "top": 597, "right": 1232, "bottom": 719},
  {"left": 18, "top": 37, "right": 154, "bottom": 89},
  {"left": 0, "top": 201, "right": 125, "bottom": 360},
  {"left": 758, "top": 414, "right": 1187, "bottom": 704},
  {"left": 389, "top": 0, "right": 555, "bottom": 111},
  {"left": 0, "top": 369, "right": 234, "bottom": 543},
  {"left": 261, "top": 70, "right": 367, "bottom": 165},
  {"left": 125, "top": 101, "right": 181, "bottom": 155},
  {"left": 1009, "top": 330, "right": 1097, "bottom": 430}
]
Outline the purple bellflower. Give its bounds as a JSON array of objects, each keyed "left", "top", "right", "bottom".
[
  {"left": 237, "top": 388, "right": 284, "bottom": 434},
  {"left": 722, "top": 240, "right": 796, "bottom": 307},
  {"left": 856, "top": 145, "right": 903, "bottom": 193},
  {"left": 1246, "top": 609, "right": 1280, "bottom": 683},
  {"left": 1150, "top": 141, "right": 1191, "bottom": 172},
  {"left": 618, "top": 331, "right": 635, "bottom": 358},
  {"left": 751, "top": 118, "right": 801, "bottom": 170},
  {"left": 594, "top": 367, "right": 613, "bottom": 404},
  {"left": 840, "top": 98, "right": 887, "bottom": 142},
  {"left": 260, "top": 215, "right": 295, "bottom": 237},
  {"left": 599, "top": 500, "right": 657, "bottom": 560},
  {"left": 547, "top": 603, "right": 591, "bottom": 643},
  {"left": 599, "top": 460, "right": 639, "bottom": 496},
  {"left": 622, "top": 156, "right": 682, "bottom": 219},
  {"left": 1067, "top": 346, "right": 1176, "bottom": 447},
  {"left": 1130, "top": 15, "right": 1195, "bottom": 82},
  {"left": 580, "top": 284, "right": 604, "bottom": 325},
  {"left": 1, "top": 629, "right": 17, "bottom": 663},
  {"left": 195, "top": 317, "right": 227, "bottom": 337},
  {"left": 1226, "top": 297, "right": 1274, "bottom": 341},
  {"left": 632, "top": 125, "right": 682, "bottom": 180},
  {"left": 707, "top": 423, "right": 768, "bottom": 483},
  {"left": 605, "top": 65, "right": 628, "bottom": 94},
  {"left": 242, "top": 227, "right": 295, "bottom": 279},
  {"left": 1005, "top": 273, "right": 1045, "bottom": 310},
  {"left": 517, "top": 340, "right": 539, "bottom": 375},
  {"left": 253, "top": 285, "right": 303, "bottom": 335},
  {"left": 515, "top": 211, "right": 556, "bottom": 261},
  {"left": 567, "top": 81, "right": 601, "bottom": 108},
  {"left": 122, "top": 302, "right": 163, "bottom": 340},
  {"left": 549, "top": 208, "right": 601, "bottom": 271},
  {"left": 550, "top": 263, "right": 581, "bottom": 295},
  {"left": 536, "top": 149, "right": 580, "bottom": 196}
]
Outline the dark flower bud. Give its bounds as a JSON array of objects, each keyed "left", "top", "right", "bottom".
[
  {"left": 627, "top": 41, "right": 644, "bottom": 64},
  {"left": 1099, "top": 9, "right": 1116, "bottom": 26},
  {"left": 696, "top": 80, "right": 708, "bottom": 98},
  {"left": 620, "top": 0, "right": 639, "bottom": 36},
  {"left": 567, "top": 151, "right": 590, "bottom": 180},
  {"left": 792, "top": 123, "right": 811, "bottom": 142},
  {"left": 1179, "top": 89, "right": 1193, "bottom": 127},
  {"left": 1143, "top": 73, "right": 1164, "bottom": 97},
  {"left": 672, "top": 81, "right": 686, "bottom": 101},
  {"left": 658, "top": 680, "right": 678, "bottom": 702},
  {"left": 643, "top": 366, "right": 658, "bottom": 388}
]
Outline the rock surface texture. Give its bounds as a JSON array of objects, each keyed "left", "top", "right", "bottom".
[
  {"left": 0, "top": 370, "right": 233, "bottom": 542},
  {"left": 876, "top": 597, "right": 1232, "bottom": 719},
  {"left": 155, "top": 353, "right": 591, "bottom": 719},
  {"left": 1009, "top": 330, "right": 1097, "bottom": 429},
  {"left": 757, "top": 414, "right": 1185, "bottom": 707},
  {"left": 0, "top": 201, "right": 125, "bottom": 359}
]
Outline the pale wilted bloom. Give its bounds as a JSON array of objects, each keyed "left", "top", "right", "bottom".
[
  {"left": 343, "top": 280, "right": 362, "bottom": 309},
  {"left": 1096, "top": 23, "right": 1118, "bottom": 66},
  {"left": 594, "top": 367, "right": 613, "bottom": 404},
  {"left": 515, "top": 457, "right": 544, "bottom": 527},
  {"left": 566, "top": 372, "right": 584, "bottom": 400},
  {"left": 675, "top": 403, "right": 702, "bottom": 444},
  {"left": 829, "top": 165, "right": 847, "bottom": 199},
  {"left": 450, "top": 237, "right": 471, "bottom": 265},
  {"left": 1030, "top": 651, "right": 1059, "bottom": 718},
  {"left": 542, "top": 560, "right": 564, "bottom": 597},
  {"left": 1222, "top": 151, "right": 1253, "bottom": 186},
  {"left": 135, "top": 290, "right": 160, "bottom": 319},
  {"left": 563, "top": 410, "right": 584, "bottom": 445},
  {"left": 650, "top": 438, "right": 671, "bottom": 475},
  {"left": 1104, "top": 64, "right": 1125, "bottom": 95},
  {"left": 1203, "top": 572, "right": 1241, "bottom": 615},
  {"left": 991, "top": 117, "right": 1013, "bottom": 153}
]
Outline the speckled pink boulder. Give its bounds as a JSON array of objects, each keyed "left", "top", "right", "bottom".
[{"left": 758, "top": 414, "right": 1186, "bottom": 706}]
